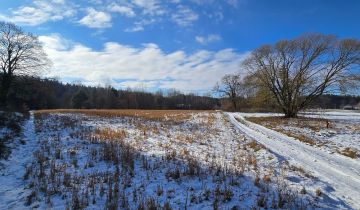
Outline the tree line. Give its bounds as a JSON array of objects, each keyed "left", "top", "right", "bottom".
[
  {"left": 3, "top": 74, "right": 358, "bottom": 112},
  {"left": 3, "top": 75, "right": 219, "bottom": 111}
]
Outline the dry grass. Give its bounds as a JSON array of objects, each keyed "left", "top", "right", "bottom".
[
  {"left": 281, "top": 131, "right": 316, "bottom": 146},
  {"left": 35, "top": 109, "right": 212, "bottom": 122},
  {"left": 26, "top": 111, "right": 317, "bottom": 209},
  {"left": 246, "top": 116, "right": 331, "bottom": 132},
  {"left": 93, "top": 127, "right": 127, "bottom": 141},
  {"left": 288, "top": 165, "right": 314, "bottom": 179},
  {"left": 0, "top": 112, "right": 26, "bottom": 159},
  {"left": 246, "top": 116, "right": 323, "bottom": 146},
  {"left": 339, "top": 147, "right": 358, "bottom": 159},
  {"left": 246, "top": 116, "right": 359, "bottom": 159},
  {"left": 246, "top": 140, "right": 264, "bottom": 152}
]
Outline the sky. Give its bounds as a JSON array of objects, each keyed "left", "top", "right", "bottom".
[{"left": 0, "top": 0, "right": 359, "bottom": 94}]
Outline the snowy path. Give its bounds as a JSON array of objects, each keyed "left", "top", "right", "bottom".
[
  {"left": 227, "top": 112, "right": 360, "bottom": 209},
  {"left": 0, "top": 112, "right": 37, "bottom": 209}
]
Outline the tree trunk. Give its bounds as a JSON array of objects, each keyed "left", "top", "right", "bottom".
[
  {"left": 231, "top": 98, "right": 237, "bottom": 111},
  {"left": 284, "top": 108, "right": 298, "bottom": 118},
  {"left": 0, "top": 74, "right": 12, "bottom": 108}
]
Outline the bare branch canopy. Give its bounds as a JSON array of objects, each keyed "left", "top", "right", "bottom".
[
  {"left": 242, "top": 33, "right": 360, "bottom": 117},
  {"left": 0, "top": 21, "right": 51, "bottom": 107}
]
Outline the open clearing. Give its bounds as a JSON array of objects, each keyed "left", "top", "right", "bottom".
[
  {"left": 229, "top": 111, "right": 360, "bottom": 209},
  {"left": 0, "top": 110, "right": 359, "bottom": 209},
  {"left": 245, "top": 112, "right": 360, "bottom": 159}
]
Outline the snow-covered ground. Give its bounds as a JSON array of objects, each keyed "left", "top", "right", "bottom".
[
  {"left": 0, "top": 112, "right": 26, "bottom": 161},
  {"left": 229, "top": 111, "right": 360, "bottom": 209},
  {"left": 0, "top": 112, "right": 36, "bottom": 209},
  {"left": 0, "top": 110, "right": 358, "bottom": 209},
  {"left": 243, "top": 111, "right": 360, "bottom": 157},
  {"left": 302, "top": 111, "right": 360, "bottom": 156}
]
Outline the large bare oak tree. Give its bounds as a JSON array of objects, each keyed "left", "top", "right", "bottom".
[
  {"left": 0, "top": 21, "right": 50, "bottom": 108},
  {"left": 243, "top": 34, "right": 360, "bottom": 117}
]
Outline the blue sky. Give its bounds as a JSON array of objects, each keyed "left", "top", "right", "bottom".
[{"left": 1, "top": 0, "right": 359, "bottom": 93}]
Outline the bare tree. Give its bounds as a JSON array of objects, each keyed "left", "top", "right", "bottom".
[
  {"left": 214, "top": 74, "right": 243, "bottom": 110},
  {"left": 243, "top": 33, "right": 360, "bottom": 117},
  {"left": 0, "top": 21, "right": 51, "bottom": 108}
]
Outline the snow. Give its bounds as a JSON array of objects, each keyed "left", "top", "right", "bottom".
[
  {"left": 228, "top": 112, "right": 360, "bottom": 209},
  {"left": 0, "top": 110, "right": 358, "bottom": 209},
  {"left": 302, "top": 110, "right": 360, "bottom": 122},
  {"left": 0, "top": 112, "right": 37, "bottom": 209},
  {"left": 242, "top": 110, "right": 360, "bottom": 155}
]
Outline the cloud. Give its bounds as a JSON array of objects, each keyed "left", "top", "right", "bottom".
[
  {"left": 39, "top": 35, "right": 248, "bottom": 92},
  {"left": 0, "top": 0, "right": 234, "bottom": 32},
  {"left": 171, "top": 6, "right": 199, "bottom": 27},
  {"left": 124, "top": 18, "right": 156, "bottom": 32},
  {"left": 131, "top": 0, "right": 165, "bottom": 15},
  {"left": 108, "top": 3, "right": 136, "bottom": 17},
  {"left": 89, "top": 0, "right": 103, "bottom": 5},
  {"left": 0, "top": 0, "right": 75, "bottom": 26},
  {"left": 226, "top": 0, "right": 240, "bottom": 8},
  {"left": 124, "top": 25, "right": 144, "bottom": 32},
  {"left": 190, "top": 0, "right": 240, "bottom": 7},
  {"left": 195, "top": 34, "right": 222, "bottom": 44},
  {"left": 38, "top": 34, "right": 73, "bottom": 50},
  {"left": 79, "top": 8, "right": 112, "bottom": 28},
  {"left": 190, "top": 0, "right": 214, "bottom": 5}
]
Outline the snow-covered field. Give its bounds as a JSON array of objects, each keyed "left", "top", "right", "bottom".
[
  {"left": 232, "top": 111, "right": 360, "bottom": 209},
  {"left": 0, "top": 110, "right": 359, "bottom": 209},
  {"left": 243, "top": 111, "right": 360, "bottom": 158},
  {"left": 0, "top": 112, "right": 26, "bottom": 161}
]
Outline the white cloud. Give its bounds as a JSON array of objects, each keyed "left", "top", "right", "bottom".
[
  {"left": 131, "top": 0, "right": 165, "bottom": 15},
  {"left": 0, "top": 0, "right": 234, "bottom": 33},
  {"left": 171, "top": 6, "right": 198, "bottom": 27},
  {"left": 79, "top": 8, "right": 112, "bottom": 28},
  {"left": 191, "top": 0, "right": 240, "bottom": 7},
  {"left": 89, "top": 0, "right": 103, "bottom": 5},
  {"left": 39, "top": 35, "right": 248, "bottom": 92},
  {"left": 124, "top": 18, "right": 156, "bottom": 32},
  {"left": 190, "top": 0, "right": 214, "bottom": 5},
  {"left": 195, "top": 34, "right": 222, "bottom": 44},
  {"left": 226, "top": 0, "right": 240, "bottom": 8},
  {"left": 0, "top": 0, "right": 75, "bottom": 26},
  {"left": 108, "top": 3, "right": 136, "bottom": 17},
  {"left": 38, "top": 34, "right": 73, "bottom": 50},
  {"left": 124, "top": 25, "right": 144, "bottom": 32}
]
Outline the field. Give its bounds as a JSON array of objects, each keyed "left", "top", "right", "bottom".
[
  {"left": 0, "top": 109, "right": 359, "bottom": 209},
  {"left": 245, "top": 111, "right": 360, "bottom": 159}
]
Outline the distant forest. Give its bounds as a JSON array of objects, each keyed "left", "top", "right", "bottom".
[
  {"left": 1, "top": 75, "right": 359, "bottom": 112},
  {"left": 4, "top": 76, "right": 220, "bottom": 111},
  {"left": 311, "top": 94, "right": 360, "bottom": 109}
]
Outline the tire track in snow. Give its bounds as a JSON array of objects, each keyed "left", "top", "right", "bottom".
[{"left": 227, "top": 112, "right": 360, "bottom": 209}]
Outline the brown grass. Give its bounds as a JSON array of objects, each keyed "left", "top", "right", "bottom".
[
  {"left": 340, "top": 147, "right": 358, "bottom": 159},
  {"left": 246, "top": 116, "right": 331, "bottom": 132},
  {"left": 246, "top": 140, "right": 264, "bottom": 152},
  {"left": 315, "top": 188, "right": 322, "bottom": 197},
  {"left": 35, "top": 109, "right": 212, "bottom": 122},
  {"left": 246, "top": 116, "right": 322, "bottom": 146},
  {"left": 288, "top": 165, "right": 314, "bottom": 179},
  {"left": 281, "top": 131, "right": 316, "bottom": 146},
  {"left": 247, "top": 116, "right": 360, "bottom": 159},
  {"left": 263, "top": 175, "right": 271, "bottom": 183},
  {"left": 94, "top": 128, "right": 127, "bottom": 141}
]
